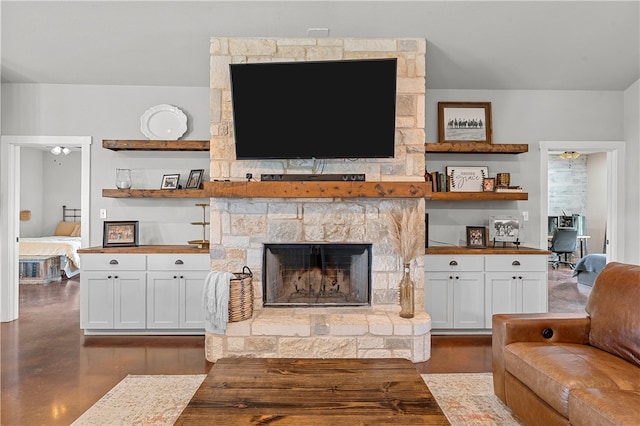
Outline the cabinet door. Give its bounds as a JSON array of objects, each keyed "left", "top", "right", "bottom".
[
  {"left": 425, "top": 272, "right": 454, "bottom": 328},
  {"left": 114, "top": 272, "right": 147, "bottom": 328},
  {"left": 179, "top": 271, "right": 208, "bottom": 328},
  {"left": 520, "top": 272, "right": 548, "bottom": 313},
  {"left": 452, "top": 272, "right": 485, "bottom": 329},
  {"left": 81, "top": 271, "right": 114, "bottom": 329},
  {"left": 485, "top": 273, "right": 518, "bottom": 327},
  {"left": 147, "top": 272, "right": 180, "bottom": 328}
]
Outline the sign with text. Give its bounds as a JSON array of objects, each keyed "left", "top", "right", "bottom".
[{"left": 445, "top": 166, "right": 488, "bottom": 192}]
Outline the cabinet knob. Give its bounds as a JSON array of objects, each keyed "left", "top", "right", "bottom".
[
  {"left": 512, "top": 276, "right": 516, "bottom": 280},
  {"left": 518, "top": 276, "right": 523, "bottom": 280},
  {"left": 175, "top": 259, "right": 184, "bottom": 265},
  {"left": 180, "top": 275, "right": 184, "bottom": 279},
  {"left": 173, "top": 276, "right": 177, "bottom": 279},
  {"left": 449, "top": 276, "right": 453, "bottom": 280},
  {"left": 109, "top": 259, "right": 119, "bottom": 265},
  {"left": 107, "top": 275, "right": 112, "bottom": 279},
  {"left": 455, "top": 276, "right": 459, "bottom": 280},
  {"left": 449, "top": 260, "right": 458, "bottom": 266},
  {"left": 512, "top": 260, "right": 521, "bottom": 266},
  {"left": 114, "top": 275, "right": 118, "bottom": 279}
]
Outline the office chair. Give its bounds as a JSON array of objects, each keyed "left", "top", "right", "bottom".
[{"left": 549, "top": 228, "right": 578, "bottom": 269}]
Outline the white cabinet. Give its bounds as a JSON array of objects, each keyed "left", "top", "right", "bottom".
[
  {"left": 80, "top": 252, "right": 209, "bottom": 334},
  {"left": 425, "top": 255, "right": 485, "bottom": 329},
  {"left": 147, "top": 254, "right": 209, "bottom": 329},
  {"left": 484, "top": 254, "right": 547, "bottom": 327},
  {"left": 80, "top": 254, "right": 146, "bottom": 329},
  {"left": 425, "top": 253, "right": 548, "bottom": 332}
]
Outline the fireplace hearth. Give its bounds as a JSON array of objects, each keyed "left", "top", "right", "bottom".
[{"left": 263, "top": 243, "right": 371, "bottom": 307}]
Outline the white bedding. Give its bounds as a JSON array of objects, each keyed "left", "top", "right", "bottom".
[{"left": 19, "top": 236, "right": 82, "bottom": 276}]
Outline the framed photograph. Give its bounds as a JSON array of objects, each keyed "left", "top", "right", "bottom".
[
  {"left": 438, "top": 101, "right": 492, "bottom": 144},
  {"left": 186, "top": 169, "right": 204, "bottom": 189},
  {"left": 445, "top": 166, "right": 488, "bottom": 192},
  {"left": 103, "top": 221, "right": 139, "bottom": 247},
  {"left": 483, "top": 177, "right": 495, "bottom": 192},
  {"left": 466, "top": 226, "right": 487, "bottom": 248},
  {"left": 161, "top": 174, "right": 180, "bottom": 189},
  {"left": 489, "top": 215, "right": 521, "bottom": 243}
]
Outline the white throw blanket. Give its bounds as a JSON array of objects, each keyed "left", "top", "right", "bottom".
[{"left": 202, "top": 271, "right": 235, "bottom": 334}]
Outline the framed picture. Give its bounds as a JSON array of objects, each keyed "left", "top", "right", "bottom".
[
  {"left": 466, "top": 226, "right": 487, "bottom": 248},
  {"left": 489, "top": 215, "right": 521, "bottom": 243},
  {"left": 161, "top": 174, "right": 180, "bottom": 189},
  {"left": 483, "top": 177, "right": 495, "bottom": 192},
  {"left": 103, "top": 221, "right": 139, "bottom": 247},
  {"left": 445, "top": 166, "right": 488, "bottom": 192},
  {"left": 438, "top": 101, "right": 492, "bottom": 144},
  {"left": 186, "top": 169, "right": 204, "bottom": 189}
]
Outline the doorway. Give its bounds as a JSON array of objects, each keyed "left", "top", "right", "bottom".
[
  {"left": 539, "top": 141, "right": 625, "bottom": 262},
  {"left": 1, "top": 136, "right": 91, "bottom": 322}
]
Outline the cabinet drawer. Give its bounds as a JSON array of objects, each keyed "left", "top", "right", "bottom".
[
  {"left": 147, "top": 254, "right": 210, "bottom": 271},
  {"left": 424, "top": 255, "right": 484, "bottom": 272},
  {"left": 485, "top": 255, "right": 547, "bottom": 272},
  {"left": 81, "top": 254, "right": 146, "bottom": 271}
]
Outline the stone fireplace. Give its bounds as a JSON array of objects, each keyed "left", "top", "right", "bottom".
[{"left": 205, "top": 37, "right": 431, "bottom": 362}]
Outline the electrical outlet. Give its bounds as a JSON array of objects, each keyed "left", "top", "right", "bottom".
[
  {"left": 100, "top": 209, "right": 107, "bottom": 219},
  {"left": 522, "top": 211, "right": 529, "bottom": 221}
]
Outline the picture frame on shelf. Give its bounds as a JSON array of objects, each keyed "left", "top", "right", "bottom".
[
  {"left": 438, "top": 101, "right": 492, "bottom": 144},
  {"left": 103, "top": 221, "right": 139, "bottom": 247},
  {"left": 186, "top": 169, "right": 204, "bottom": 189},
  {"left": 445, "top": 166, "right": 488, "bottom": 192},
  {"left": 489, "top": 215, "right": 521, "bottom": 243},
  {"left": 483, "top": 177, "right": 495, "bottom": 192},
  {"left": 466, "top": 226, "right": 487, "bottom": 248},
  {"left": 161, "top": 173, "right": 180, "bottom": 189}
]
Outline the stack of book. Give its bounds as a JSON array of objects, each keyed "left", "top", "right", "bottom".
[
  {"left": 495, "top": 185, "right": 523, "bottom": 193},
  {"left": 426, "top": 171, "right": 449, "bottom": 192}
]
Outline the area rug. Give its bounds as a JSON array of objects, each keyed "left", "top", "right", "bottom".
[{"left": 72, "top": 372, "right": 521, "bottom": 425}]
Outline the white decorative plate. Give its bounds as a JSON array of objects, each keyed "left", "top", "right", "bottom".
[{"left": 140, "top": 104, "right": 187, "bottom": 140}]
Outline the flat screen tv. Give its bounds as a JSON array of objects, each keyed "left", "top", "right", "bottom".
[{"left": 229, "top": 58, "right": 397, "bottom": 160}]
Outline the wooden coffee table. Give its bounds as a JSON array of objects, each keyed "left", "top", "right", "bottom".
[{"left": 176, "top": 357, "right": 449, "bottom": 425}]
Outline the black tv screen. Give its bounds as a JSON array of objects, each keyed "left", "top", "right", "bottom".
[{"left": 229, "top": 58, "right": 397, "bottom": 160}]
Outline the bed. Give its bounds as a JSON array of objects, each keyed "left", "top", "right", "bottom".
[
  {"left": 572, "top": 253, "right": 607, "bottom": 287},
  {"left": 19, "top": 206, "right": 82, "bottom": 282}
]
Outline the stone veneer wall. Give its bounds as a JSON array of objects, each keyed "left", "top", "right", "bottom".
[{"left": 209, "top": 37, "right": 426, "bottom": 313}]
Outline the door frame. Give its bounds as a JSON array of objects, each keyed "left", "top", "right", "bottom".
[
  {"left": 1, "top": 135, "right": 92, "bottom": 322},
  {"left": 539, "top": 141, "right": 625, "bottom": 261}
]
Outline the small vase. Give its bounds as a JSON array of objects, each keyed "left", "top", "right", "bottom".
[
  {"left": 116, "top": 168, "right": 132, "bottom": 189},
  {"left": 399, "top": 262, "right": 415, "bottom": 318}
]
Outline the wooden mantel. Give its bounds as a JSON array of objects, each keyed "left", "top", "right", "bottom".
[{"left": 203, "top": 181, "right": 432, "bottom": 198}]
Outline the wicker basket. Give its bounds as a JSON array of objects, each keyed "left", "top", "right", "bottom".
[{"left": 228, "top": 266, "right": 254, "bottom": 322}]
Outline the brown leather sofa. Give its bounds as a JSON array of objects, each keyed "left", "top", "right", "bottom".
[{"left": 493, "top": 262, "right": 640, "bottom": 425}]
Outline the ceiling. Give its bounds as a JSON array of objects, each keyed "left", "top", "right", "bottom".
[{"left": 1, "top": 1, "right": 638, "bottom": 91}]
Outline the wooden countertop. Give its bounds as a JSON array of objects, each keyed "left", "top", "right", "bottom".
[
  {"left": 78, "top": 245, "right": 209, "bottom": 254},
  {"left": 425, "top": 245, "right": 550, "bottom": 255}
]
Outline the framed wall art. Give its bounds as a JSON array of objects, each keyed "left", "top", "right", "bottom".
[
  {"left": 445, "top": 166, "right": 488, "bottom": 192},
  {"left": 103, "top": 221, "right": 139, "bottom": 247},
  {"left": 483, "top": 177, "right": 495, "bottom": 192},
  {"left": 438, "top": 101, "right": 492, "bottom": 144},
  {"left": 466, "top": 226, "right": 487, "bottom": 248},
  {"left": 161, "top": 174, "right": 180, "bottom": 189},
  {"left": 186, "top": 169, "right": 204, "bottom": 189}
]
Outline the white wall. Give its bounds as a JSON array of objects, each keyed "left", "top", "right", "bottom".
[
  {"left": 425, "top": 89, "right": 625, "bottom": 249},
  {"left": 586, "top": 152, "right": 607, "bottom": 254},
  {"left": 624, "top": 80, "right": 640, "bottom": 264},
  {"left": 2, "top": 83, "right": 210, "bottom": 246},
  {"left": 19, "top": 148, "right": 43, "bottom": 237},
  {"left": 42, "top": 150, "right": 81, "bottom": 234}
]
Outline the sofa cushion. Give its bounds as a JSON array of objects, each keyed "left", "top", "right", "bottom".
[
  {"left": 586, "top": 262, "right": 640, "bottom": 367},
  {"left": 504, "top": 342, "right": 640, "bottom": 417},
  {"left": 569, "top": 389, "right": 640, "bottom": 426}
]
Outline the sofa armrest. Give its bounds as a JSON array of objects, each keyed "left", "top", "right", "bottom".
[{"left": 492, "top": 313, "right": 591, "bottom": 402}]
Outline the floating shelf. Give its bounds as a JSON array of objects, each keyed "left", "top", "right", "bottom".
[
  {"left": 103, "top": 140, "right": 210, "bottom": 151},
  {"left": 429, "top": 191, "right": 528, "bottom": 201},
  {"left": 425, "top": 142, "right": 528, "bottom": 154},
  {"left": 204, "top": 181, "right": 432, "bottom": 198},
  {"left": 103, "top": 189, "right": 208, "bottom": 198}
]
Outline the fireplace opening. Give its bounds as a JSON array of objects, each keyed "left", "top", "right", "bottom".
[{"left": 263, "top": 243, "right": 372, "bottom": 307}]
